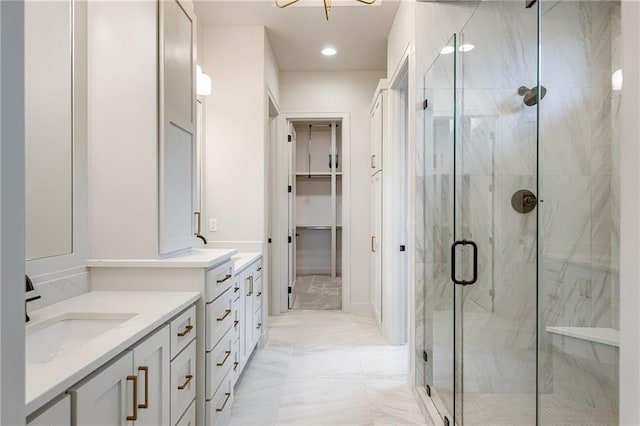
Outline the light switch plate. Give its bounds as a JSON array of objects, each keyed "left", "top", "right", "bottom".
[{"left": 209, "top": 219, "right": 217, "bottom": 232}]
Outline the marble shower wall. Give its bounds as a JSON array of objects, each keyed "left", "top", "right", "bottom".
[{"left": 538, "top": 0, "right": 621, "bottom": 417}]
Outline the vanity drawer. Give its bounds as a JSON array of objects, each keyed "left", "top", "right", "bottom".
[
  {"left": 253, "top": 274, "right": 263, "bottom": 313},
  {"left": 253, "top": 307, "right": 263, "bottom": 347},
  {"left": 206, "top": 288, "right": 233, "bottom": 350},
  {"left": 205, "top": 261, "right": 234, "bottom": 303},
  {"left": 232, "top": 297, "right": 241, "bottom": 343},
  {"left": 175, "top": 400, "right": 196, "bottom": 426},
  {"left": 206, "top": 371, "right": 233, "bottom": 426},
  {"left": 231, "top": 338, "right": 241, "bottom": 385},
  {"left": 254, "top": 259, "right": 263, "bottom": 279},
  {"left": 171, "top": 339, "right": 196, "bottom": 426},
  {"left": 170, "top": 305, "right": 196, "bottom": 359},
  {"left": 206, "top": 330, "right": 234, "bottom": 400}
]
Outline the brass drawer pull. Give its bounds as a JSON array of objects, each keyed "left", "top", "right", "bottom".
[
  {"left": 217, "top": 309, "right": 231, "bottom": 322},
  {"left": 256, "top": 266, "right": 262, "bottom": 272},
  {"left": 177, "top": 374, "right": 193, "bottom": 390},
  {"left": 256, "top": 291, "right": 262, "bottom": 297},
  {"left": 233, "top": 286, "right": 240, "bottom": 293},
  {"left": 217, "top": 274, "right": 232, "bottom": 284},
  {"left": 371, "top": 154, "right": 376, "bottom": 168},
  {"left": 217, "top": 350, "right": 231, "bottom": 367},
  {"left": 137, "top": 366, "right": 149, "bottom": 409},
  {"left": 247, "top": 276, "right": 254, "bottom": 296},
  {"left": 177, "top": 324, "right": 193, "bottom": 337},
  {"left": 233, "top": 361, "right": 239, "bottom": 371},
  {"left": 233, "top": 320, "right": 239, "bottom": 327},
  {"left": 216, "top": 392, "right": 231, "bottom": 412},
  {"left": 126, "top": 375, "right": 138, "bottom": 421},
  {"left": 256, "top": 323, "right": 262, "bottom": 329}
]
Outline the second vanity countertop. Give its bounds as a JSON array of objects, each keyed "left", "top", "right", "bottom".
[
  {"left": 26, "top": 291, "right": 199, "bottom": 415},
  {"left": 232, "top": 252, "right": 262, "bottom": 274},
  {"left": 86, "top": 248, "right": 237, "bottom": 269}
]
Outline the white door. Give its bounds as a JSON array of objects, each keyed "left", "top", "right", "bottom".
[
  {"left": 287, "top": 123, "right": 297, "bottom": 308},
  {"left": 133, "top": 326, "right": 170, "bottom": 425},
  {"left": 69, "top": 351, "right": 134, "bottom": 425},
  {"left": 371, "top": 172, "right": 383, "bottom": 325}
]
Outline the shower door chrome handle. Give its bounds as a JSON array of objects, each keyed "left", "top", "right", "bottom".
[{"left": 451, "top": 239, "right": 478, "bottom": 285}]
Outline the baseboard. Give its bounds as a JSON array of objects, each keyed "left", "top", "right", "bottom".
[{"left": 348, "top": 302, "right": 373, "bottom": 314}]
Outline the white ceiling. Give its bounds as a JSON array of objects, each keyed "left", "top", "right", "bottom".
[{"left": 193, "top": 0, "right": 400, "bottom": 72}]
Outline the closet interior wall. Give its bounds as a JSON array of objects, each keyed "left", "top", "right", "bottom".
[{"left": 293, "top": 122, "right": 342, "bottom": 279}]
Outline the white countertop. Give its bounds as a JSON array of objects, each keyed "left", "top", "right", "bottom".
[
  {"left": 26, "top": 291, "right": 199, "bottom": 415},
  {"left": 233, "top": 252, "right": 262, "bottom": 274},
  {"left": 546, "top": 326, "right": 620, "bottom": 347},
  {"left": 86, "top": 248, "right": 237, "bottom": 269}
]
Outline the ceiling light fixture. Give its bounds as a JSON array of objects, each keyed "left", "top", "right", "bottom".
[
  {"left": 274, "top": 0, "right": 376, "bottom": 21},
  {"left": 440, "top": 46, "right": 455, "bottom": 55},
  {"left": 322, "top": 47, "right": 337, "bottom": 56},
  {"left": 459, "top": 44, "right": 475, "bottom": 52}
]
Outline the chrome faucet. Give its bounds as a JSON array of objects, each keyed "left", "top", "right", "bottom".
[{"left": 25, "top": 275, "right": 41, "bottom": 323}]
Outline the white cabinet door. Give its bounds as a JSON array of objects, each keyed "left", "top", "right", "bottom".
[
  {"left": 371, "top": 172, "right": 382, "bottom": 325},
  {"left": 133, "top": 325, "right": 170, "bottom": 426},
  {"left": 27, "top": 395, "right": 70, "bottom": 426},
  {"left": 243, "top": 272, "right": 255, "bottom": 361},
  {"left": 160, "top": 0, "right": 197, "bottom": 254},
  {"left": 370, "top": 92, "right": 383, "bottom": 176},
  {"left": 69, "top": 352, "right": 134, "bottom": 426}
]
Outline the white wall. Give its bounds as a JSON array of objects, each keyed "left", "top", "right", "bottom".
[
  {"left": 280, "top": 71, "right": 385, "bottom": 309},
  {"left": 387, "top": 0, "right": 415, "bottom": 79},
  {"left": 0, "top": 1, "right": 26, "bottom": 423},
  {"left": 201, "top": 26, "right": 266, "bottom": 243}
]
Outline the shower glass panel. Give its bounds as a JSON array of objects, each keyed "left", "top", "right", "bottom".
[
  {"left": 420, "top": 34, "right": 456, "bottom": 423},
  {"left": 538, "top": 1, "right": 620, "bottom": 425},
  {"left": 455, "top": 2, "right": 538, "bottom": 425}
]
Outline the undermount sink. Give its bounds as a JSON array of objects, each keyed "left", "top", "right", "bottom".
[{"left": 26, "top": 312, "right": 137, "bottom": 365}]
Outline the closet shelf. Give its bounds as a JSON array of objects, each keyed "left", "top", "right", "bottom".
[
  {"left": 296, "top": 225, "right": 342, "bottom": 230},
  {"left": 295, "top": 172, "right": 342, "bottom": 178}
]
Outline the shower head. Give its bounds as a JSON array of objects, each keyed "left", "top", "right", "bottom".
[{"left": 518, "top": 85, "right": 547, "bottom": 106}]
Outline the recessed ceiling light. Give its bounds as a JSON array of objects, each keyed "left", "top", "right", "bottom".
[
  {"left": 322, "top": 47, "right": 337, "bottom": 56},
  {"left": 459, "top": 44, "right": 475, "bottom": 52},
  {"left": 440, "top": 46, "right": 455, "bottom": 55}
]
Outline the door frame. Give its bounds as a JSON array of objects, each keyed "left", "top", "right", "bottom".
[
  {"left": 271, "top": 112, "right": 351, "bottom": 314},
  {"left": 386, "top": 50, "right": 411, "bottom": 345}
]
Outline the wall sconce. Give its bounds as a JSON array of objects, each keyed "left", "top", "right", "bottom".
[{"left": 197, "top": 65, "right": 212, "bottom": 97}]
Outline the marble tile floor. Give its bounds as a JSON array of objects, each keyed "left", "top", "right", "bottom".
[
  {"left": 230, "top": 309, "right": 427, "bottom": 426},
  {"left": 292, "top": 275, "right": 342, "bottom": 310}
]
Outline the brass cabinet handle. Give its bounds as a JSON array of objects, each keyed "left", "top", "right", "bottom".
[
  {"left": 216, "top": 393, "right": 231, "bottom": 412},
  {"left": 177, "top": 374, "right": 193, "bottom": 390},
  {"left": 371, "top": 236, "right": 375, "bottom": 253},
  {"left": 256, "top": 323, "right": 262, "bottom": 329},
  {"left": 217, "top": 274, "right": 232, "bottom": 284},
  {"left": 233, "top": 320, "right": 239, "bottom": 328},
  {"left": 126, "top": 375, "right": 138, "bottom": 421},
  {"left": 177, "top": 324, "right": 193, "bottom": 337},
  {"left": 217, "top": 350, "right": 231, "bottom": 367},
  {"left": 137, "top": 366, "right": 149, "bottom": 409},
  {"left": 256, "top": 291, "right": 262, "bottom": 297},
  {"left": 246, "top": 276, "right": 254, "bottom": 296},
  {"left": 217, "top": 309, "right": 231, "bottom": 322},
  {"left": 371, "top": 154, "right": 376, "bottom": 168},
  {"left": 256, "top": 266, "right": 262, "bottom": 272},
  {"left": 233, "top": 361, "right": 239, "bottom": 371},
  {"left": 233, "top": 286, "right": 240, "bottom": 293}
]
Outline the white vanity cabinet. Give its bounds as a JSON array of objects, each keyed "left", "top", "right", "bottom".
[
  {"left": 87, "top": 0, "right": 198, "bottom": 259},
  {"left": 70, "top": 325, "right": 170, "bottom": 425},
  {"left": 27, "top": 395, "right": 71, "bottom": 426},
  {"left": 238, "top": 258, "right": 264, "bottom": 369}
]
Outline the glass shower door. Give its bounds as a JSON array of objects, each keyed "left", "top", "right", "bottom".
[
  {"left": 453, "top": 2, "right": 539, "bottom": 425},
  {"left": 421, "top": 34, "right": 456, "bottom": 424}
]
